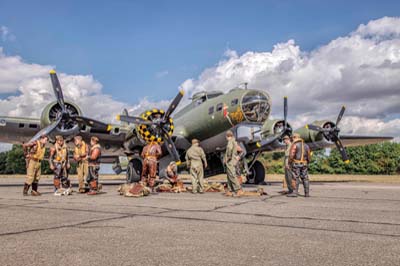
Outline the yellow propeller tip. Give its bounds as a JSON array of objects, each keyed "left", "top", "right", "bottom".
[
  {"left": 49, "top": 69, "right": 56, "bottom": 74},
  {"left": 176, "top": 161, "right": 182, "bottom": 166},
  {"left": 116, "top": 115, "right": 121, "bottom": 121},
  {"left": 284, "top": 96, "right": 288, "bottom": 99},
  {"left": 256, "top": 142, "right": 261, "bottom": 148},
  {"left": 305, "top": 125, "right": 309, "bottom": 129},
  {"left": 344, "top": 160, "right": 350, "bottom": 164},
  {"left": 179, "top": 89, "right": 185, "bottom": 96},
  {"left": 107, "top": 125, "right": 112, "bottom": 131}
]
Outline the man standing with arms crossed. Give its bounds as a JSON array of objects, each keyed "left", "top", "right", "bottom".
[
  {"left": 22, "top": 134, "right": 48, "bottom": 196},
  {"left": 185, "top": 139, "right": 207, "bottom": 194}
]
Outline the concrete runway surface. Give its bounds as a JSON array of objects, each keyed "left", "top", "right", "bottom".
[{"left": 0, "top": 179, "right": 399, "bottom": 266}]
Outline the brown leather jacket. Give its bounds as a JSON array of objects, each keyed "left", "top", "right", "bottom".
[
  {"left": 289, "top": 140, "right": 311, "bottom": 165},
  {"left": 141, "top": 142, "right": 162, "bottom": 160}
]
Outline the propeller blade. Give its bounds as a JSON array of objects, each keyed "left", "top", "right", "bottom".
[
  {"left": 49, "top": 70, "right": 66, "bottom": 112},
  {"left": 28, "top": 117, "right": 62, "bottom": 143},
  {"left": 161, "top": 128, "right": 180, "bottom": 162},
  {"left": 336, "top": 106, "right": 346, "bottom": 126},
  {"left": 163, "top": 90, "right": 185, "bottom": 120},
  {"left": 284, "top": 96, "right": 288, "bottom": 129},
  {"left": 331, "top": 134, "right": 349, "bottom": 162},
  {"left": 72, "top": 116, "right": 112, "bottom": 131},
  {"left": 116, "top": 115, "right": 155, "bottom": 126}
]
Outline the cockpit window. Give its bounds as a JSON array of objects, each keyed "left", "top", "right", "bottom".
[{"left": 241, "top": 91, "right": 270, "bottom": 122}]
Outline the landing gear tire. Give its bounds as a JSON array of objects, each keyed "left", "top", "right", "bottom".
[
  {"left": 126, "top": 159, "right": 142, "bottom": 183},
  {"left": 247, "top": 160, "right": 265, "bottom": 185}
]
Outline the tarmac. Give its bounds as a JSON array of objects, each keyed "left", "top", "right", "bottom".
[{"left": 0, "top": 177, "right": 400, "bottom": 266}]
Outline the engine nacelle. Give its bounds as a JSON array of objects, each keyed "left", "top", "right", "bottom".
[
  {"left": 261, "top": 119, "right": 293, "bottom": 144},
  {"left": 295, "top": 120, "right": 336, "bottom": 143},
  {"left": 40, "top": 101, "right": 82, "bottom": 136},
  {"left": 136, "top": 109, "right": 174, "bottom": 143}
]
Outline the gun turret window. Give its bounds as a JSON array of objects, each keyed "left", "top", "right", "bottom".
[
  {"left": 231, "top": 98, "right": 239, "bottom": 106},
  {"left": 208, "top": 106, "right": 214, "bottom": 115},
  {"left": 241, "top": 91, "right": 270, "bottom": 122},
  {"left": 216, "top": 103, "right": 223, "bottom": 111}
]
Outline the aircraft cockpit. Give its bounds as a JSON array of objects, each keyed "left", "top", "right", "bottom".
[
  {"left": 191, "top": 91, "right": 223, "bottom": 106},
  {"left": 241, "top": 91, "right": 270, "bottom": 123}
]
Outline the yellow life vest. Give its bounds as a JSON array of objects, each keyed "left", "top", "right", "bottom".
[
  {"left": 31, "top": 140, "right": 46, "bottom": 160},
  {"left": 74, "top": 141, "right": 88, "bottom": 158},
  {"left": 54, "top": 143, "right": 68, "bottom": 162}
]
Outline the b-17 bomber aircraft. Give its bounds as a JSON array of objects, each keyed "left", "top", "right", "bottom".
[{"left": 0, "top": 71, "right": 393, "bottom": 184}]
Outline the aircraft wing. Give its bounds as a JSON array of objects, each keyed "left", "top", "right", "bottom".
[
  {"left": 0, "top": 116, "right": 41, "bottom": 144},
  {"left": 338, "top": 135, "right": 393, "bottom": 147}
]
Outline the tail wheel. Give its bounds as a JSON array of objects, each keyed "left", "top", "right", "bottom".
[
  {"left": 137, "top": 109, "right": 174, "bottom": 143},
  {"left": 247, "top": 160, "right": 265, "bottom": 184},
  {"left": 126, "top": 159, "right": 142, "bottom": 183}
]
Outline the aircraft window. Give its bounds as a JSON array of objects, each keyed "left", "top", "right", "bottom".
[
  {"left": 241, "top": 91, "right": 270, "bottom": 122},
  {"left": 29, "top": 124, "right": 38, "bottom": 128},
  {"left": 208, "top": 106, "right": 214, "bottom": 115},
  {"left": 19, "top": 123, "right": 24, "bottom": 128},
  {"left": 231, "top": 98, "right": 239, "bottom": 106},
  {"left": 216, "top": 103, "right": 223, "bottom": 111}
]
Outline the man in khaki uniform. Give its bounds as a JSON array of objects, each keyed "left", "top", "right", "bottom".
[
  {"left": 224, "top": 131, "right": 243, "bottom": 197},
  {"left": 49, "top": 135, "right": 70, "bottom": 194},
  {"left": 280, "top": 135, "right": 295, "bottom": 194},
  {"left": 185, "top": 139, "right": 207, "bottom": 194},
  {"left": 73, "top": 136, "right": 89, "bottom": 193},
  {"left": 22, "top": 134, "right": 49, "bottom": 196}
]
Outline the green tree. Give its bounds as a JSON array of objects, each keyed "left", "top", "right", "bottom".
[{"left": 5, "top": 145, "right": 26, "bottom": 174}]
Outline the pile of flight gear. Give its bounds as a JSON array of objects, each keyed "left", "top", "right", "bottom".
[
  {"left": 156, "top": 179, "right": 186, "bottom": 193},
  {"left": 118, "top": 183, "right": 151, "bottom": 197}
]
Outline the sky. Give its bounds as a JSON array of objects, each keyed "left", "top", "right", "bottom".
[{"left": 0, "top": 0, "right": 400, "bottom": 152}]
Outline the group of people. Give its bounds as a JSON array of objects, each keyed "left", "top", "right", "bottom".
[
  {"left": 282, "top": 133, "right": 312, "bottom": 197},
  {"left": 21, "top": 130, "right": 311, "bottom": 198},
  {"left": 22, "top": 134, "right": 102, "bottom": 196}
]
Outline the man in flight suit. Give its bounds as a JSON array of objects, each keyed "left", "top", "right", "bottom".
[
  {"left": 280, "top": 135, "right": 295, "bottom": 194},
  {"left": 87, "top": 136, "right": 102, "bottom": 195},
  {"left": 185, "top": 139, "right": 207, "bottom": 194},
  {"left": 141, "top": 141, "right": 162, "bottom": 190},
  {"left": 49, "top": 135, "right": 71, "bottom": 194},
  {"left": 22, "top": 134, "right": 49, "bottom": 196},
  {"left": 73, "top": 136, "right": 89, "bottom": 193},
  {"left": 287, "top": 133, "right": 312, "bottom": 197},
  {"left": 224, "top": 131, "right": 243, "bottom": 197}
]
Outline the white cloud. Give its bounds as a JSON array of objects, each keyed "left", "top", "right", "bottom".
[
  {"left": 0, "top": 26, "right": 16, "bottom": 42},
  {"left": 180, "top": 17, "right": 400, "bottom": 139}
]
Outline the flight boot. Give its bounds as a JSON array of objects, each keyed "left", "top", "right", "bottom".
[
  {"left": 31, "top": 182, "right": 41, "bottom": 196},
  {"left": 87, "top": 180, "right": 98, "bottom": 195},
  {"left": 287, "top": 178, "right": 299, "bottom": 197},
  {"left": 304, "top": 179, "right": 310, "bottom": 197},
  {"left": 23, "top": 183, "right": 30, "bottom": 196}
]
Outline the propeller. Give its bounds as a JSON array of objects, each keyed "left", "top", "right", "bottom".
[
  {"left": 259, "top": 96, "right": 292, "bottom": 147},
  {"left": 117, "top": 90, "right": 185, "bottom": 163},
  {"left": 28, "top": 70, "right": 111, "bottom": 143},
  {"left": 306, "top": 106, "right": 349, "bottom": 163}
]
